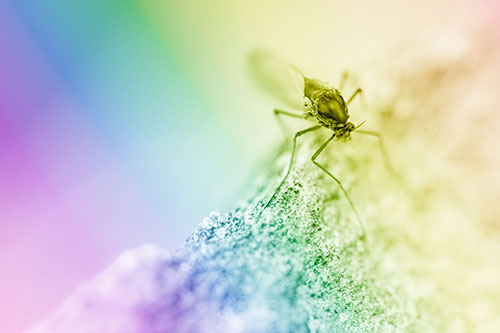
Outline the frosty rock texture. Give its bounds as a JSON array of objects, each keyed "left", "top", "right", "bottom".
[{"left": 31, "top": 146, "right": 425, "bottom": 332}]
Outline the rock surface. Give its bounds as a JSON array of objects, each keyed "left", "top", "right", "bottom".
[{"left": 30, "top": 143, "right": 428, "bottom": 332}]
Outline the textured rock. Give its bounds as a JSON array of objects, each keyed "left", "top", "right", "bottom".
[{"left": 30, "top": 135, "right": 428, "bottom": 332}]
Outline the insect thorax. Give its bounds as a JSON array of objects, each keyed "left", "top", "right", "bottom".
[{"left": 304, "top": 88, "right": 350, "bottom": 129}]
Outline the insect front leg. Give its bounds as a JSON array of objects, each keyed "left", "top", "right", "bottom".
[
  {"left": 273, "top": 109, "right": 306, "bottom": 140},
  {"left": 355, "top": 130, "right": 398, "bottom": 178},
  {"left": 311, "top": 134, "right": 366, "bottom": 239},
  {"left": 263, "top": 125, "right": 321, "bottom": 209}
]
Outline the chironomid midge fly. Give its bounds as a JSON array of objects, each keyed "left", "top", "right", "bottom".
[{"left": 249, "top": 49, "right": 396, "bottom": 239}]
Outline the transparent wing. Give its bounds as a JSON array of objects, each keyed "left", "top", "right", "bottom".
[{"left": 248, "top": 49, "right": 306, "bottom": 110}]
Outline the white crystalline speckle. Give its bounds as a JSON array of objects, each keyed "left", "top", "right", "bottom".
[
  {"left": 28, "top": 165, "right": 421, "bottom": 333},
  {"left": 28, "top": 155, "right": 498, "bottom": 332},
  {"left": 29, "top": 245, "right": 171, "bottom": 333}
]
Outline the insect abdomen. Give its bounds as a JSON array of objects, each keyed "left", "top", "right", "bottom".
[{"left": 303, "top": 77, "right": 327, "bottom": 100}]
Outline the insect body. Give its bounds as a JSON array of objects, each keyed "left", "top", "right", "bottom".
[
  {"left": 303, "top": 76, "right": 359, "bottom": 139},
  {"left": 250, "top": 50, "right": 391, "bottom": 239}
]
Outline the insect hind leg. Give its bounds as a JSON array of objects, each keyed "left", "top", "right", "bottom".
[
  {"left": 347, "top": 88, "right": 364, "bottom": 104},
  {"left": 340, "top": 71, "right": 366, "bottom": 110},
  {"left": 339, "top": 71, "right": 350, "bottom": 91},
  {"left": 311, "top": 134, "right": 366, "bottom": 239}
]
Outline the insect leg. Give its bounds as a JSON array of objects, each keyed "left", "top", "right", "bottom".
[
  {"left": 264, "top": 125, "right": 322, "bottom": 209},
  {"left": 311, "top": 134, "right": 366, "bottom": 238},
  {"left": 339, "top": 71, "right": 349, "bottom": 91},
  {"left": 355, "top": 130, "right": 398, "bottom": 178},
  {"left": 273, "top": 109, "right": 305, "bottom": 140},
  {"left": 274, "top": 109, "right": 303, "bottom": 118},
  {"left": 347, "top": 88, "right": 363, "bottom": 104}
]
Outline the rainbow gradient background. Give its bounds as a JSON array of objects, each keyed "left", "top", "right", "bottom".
[{"left": 1, "top": 1, "right": 499, "bottom": 331}]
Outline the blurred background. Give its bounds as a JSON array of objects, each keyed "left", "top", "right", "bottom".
[{"left": 1, "top": 0, "right": 499, "bottom": 331}]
